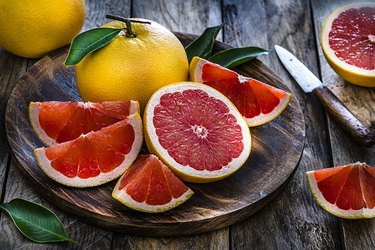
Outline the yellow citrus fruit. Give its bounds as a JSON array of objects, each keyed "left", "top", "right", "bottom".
[
  {"left": 321, "top": 2, "right": 375, "bottom": 87},
  {"left": 0, "top": 0, "right": 85, "bottom": 58},
  {"left": 75, "top": 20, "right": 189, "bottom": 111}
]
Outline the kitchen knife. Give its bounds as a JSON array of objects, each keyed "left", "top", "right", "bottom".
[{"left": 274, "top": 45, "right": 375, "bottom": 147}]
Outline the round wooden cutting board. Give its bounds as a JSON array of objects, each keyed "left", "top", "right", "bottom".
[{"left": 5, "top": 33, "right": 305, "bottom": 237}]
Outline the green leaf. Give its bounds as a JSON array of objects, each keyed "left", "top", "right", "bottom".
[
  {"left": 210, "top": 47, "right": 272, "bottom": 68},
  {"left": 64, "top": 27, "right": 122, "bottom": 66},
  {"left": 185, "top": 24, "right": 223, "bottom": 63},
  {"left": 0, "top": 198, "right": 76, "bottom": 244}
]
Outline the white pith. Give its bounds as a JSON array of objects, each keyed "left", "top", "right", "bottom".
[
  {"left": 145, "top": 83, "right": 252, "bottom": 181},
  {"left": 306, "top": 171, "right": 375, "bottom": 218},
  {"left": 112, "top": 183, "right": 194, "bottom": 213},
  {"left": 29, "top": 101, "right": 140, "bottom": 147},
  {"left": 322, "top": 3, "right": 375, "bottom": 76},
  {"left": 34, "top": 114, "right": 143, "bottom": 187}
]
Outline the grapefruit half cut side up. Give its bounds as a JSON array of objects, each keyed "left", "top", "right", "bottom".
[
  {"left": 112, "top": 154, "right": 194, "bottom": 213},
  {"left": 190, "top": 56, "right": 292, "bottom": 127},
  {"left": 34, "top": 113, "right": 143, "bottom": 187},
  {"left": 29, "top": 100, "right": 139, "bottom": 146},
  {"left": 144, "top": 82, "right": 251, "bottom": 183},
  {"left": 306, "top": 162, "right": 375, "bottom": 219},
  {"left": 321, "top": 3, "right": 375, "bottom": 87}
]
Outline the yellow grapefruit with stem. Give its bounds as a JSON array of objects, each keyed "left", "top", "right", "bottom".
[
  {"left": 306, "top": 162, "right": 375, "bottom": 219},
  {"left": 113, "top": 154, "right": 194, "bottom": 213},
  {"left": 321, "top": 2, "right": 375, "bottom": 87},
  {"left": 34, "top": 114, "right": 143, "bottom": 187},
  {"left": 190, "top": 57, "right": 291, "bottom": 127},
  {"left": 29, "top": 100, "right": 139, "bottom": 146},
  {"left": 144, "top": 82, "right": 251, "bottom": 183},
  {"left": 76, "top": 19, "right": 189, "bottom": 111}
]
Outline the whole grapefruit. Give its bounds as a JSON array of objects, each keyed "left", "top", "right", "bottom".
[
  {"left": 75, "top": 20, "right": 189, "bottom": 111},
  {"left": 0, "top": 0, "right": 85, "bottom": 58}
]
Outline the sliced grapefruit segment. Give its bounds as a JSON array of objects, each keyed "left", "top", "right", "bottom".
[
  {"left": 321, "top": 3, "right": 375, "bottom": 87},
  {"left": 306, "top": 162, "right": 375, "bottom": 219},
  {"left": 144, "top": 82, "right": 251, "bottom": 183},
  {"left": 190, "top": 56, "right": 291, "bottom": 127},
  {"left": 29, "top": 100, "right": 139, "bottom": 146},
  {"left": 112, "top": 154, "right": 194, "bottom": 213},
  {"left": 34, "top": 113, "right": 143, "bottom": 187}
]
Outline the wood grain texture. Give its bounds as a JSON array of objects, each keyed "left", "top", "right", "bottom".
[
  {"left": 224, "top": 0, "right": 341, "bottom": 248},
  {"left": 5, "top": 35, "right": 304, "bottom": 237},
  {"left": 311, "top": 0, "right": 375, "bottom": 249},
  {"left": 0, "top": 1, "right": 132, "bottom": 248}
]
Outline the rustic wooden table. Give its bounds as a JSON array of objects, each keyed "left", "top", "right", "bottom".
[{"left": 0, "top": 0, "right": 374, "bottom": 249}]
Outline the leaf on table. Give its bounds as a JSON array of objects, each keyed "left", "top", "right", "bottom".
[
  {"left": 0, "top": 198, "right": 76, "bottom": 244},
  {"left": 210, "top": 47, "right": 272, "bottom": 68},
  {"left": 64, "top": 27, "right": 122, "bottom": 66},
  {"left": 185, "top": 24, "right": 223, "bottom": 63}
]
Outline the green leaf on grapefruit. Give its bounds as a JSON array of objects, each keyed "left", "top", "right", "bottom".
[{"left": 210, "top": 47, "right": 271, "bottom": 68}]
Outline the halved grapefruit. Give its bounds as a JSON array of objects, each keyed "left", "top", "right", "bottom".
[
  {"left": 112, "top": 154, "right": 194, "bottom": 213},
  {"left": 34, "top": 113, "right": 143, "bottom": 187},
  {"left": 321, "top": 3, "right": 375, "bottom": 87},
  {"left": 306, "top": 162, "right": 375, "bottom": 219},
  {"left": 190, "top": 56, "right": 292, "bottom": 126},
  {"left": 144, "top": 82, "right": 251, "bottom": 183},
  {"left": 29, "top": 100, "right": 139, "bottom": 146}
]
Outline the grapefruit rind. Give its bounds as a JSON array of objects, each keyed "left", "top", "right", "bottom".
[
  {"left": 189, "top": 56, "right": 292, "bottom": 126},
  {"left": 29, "top": 101, "right": 140, "bottom": 146},
  {"left": 34, "top": 113, "right": 144, "bottom": 188},
  {"left": 144, "top": 82, "right": 251, "bottom": 183},
  {"left": 306, "top": 169, "right": 375, "bottom": 219},
  {"left": 112, "top": 183, "right": 194, "bottom": 213},
  {"left": 321, "top": 2, "right": 375, "bottom": 87}
]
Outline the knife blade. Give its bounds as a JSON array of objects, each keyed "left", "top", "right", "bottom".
[{"left": 274, "top": 45, "right": 375, "bottom": 147}]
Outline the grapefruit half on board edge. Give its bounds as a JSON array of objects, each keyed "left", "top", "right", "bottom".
[
  {"left": 29, "top": 100, "right": 140, "bottom": 146},
  {"left": 306, "top": 162, "right": 375, "bottom": 219},
  {"left": 112, "top": 154, "right": 194, "bottom": 213},
  {"left": 34, "top": 113, "right": 143, "bottom": 188},
  {"left": 144, "top": 82, "right": 251, "bottom": 183},
  {"left": 189, "top": 56, "right": 292, "bottom": 127},
  {"left": 321, "top": 2, "right": 375, "bottom": 87}
]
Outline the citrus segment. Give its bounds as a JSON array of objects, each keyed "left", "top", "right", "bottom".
[
  {"left": 34, "top": 114, "right": 143, "bottom": 187},
  {"left": 321, "top": 3, "right": 375, "bottom": 87},
  {"left": 144, "top": 82, "right": 251, "bottom": 183},
  {"left": 29, "top": 101, "right": 139, "bottom": 146},
  {"left": 306, "top": 162, "right": 375, "bottom": 219},
  {"left": 190, "top": 57, "right": 291, "bottom": 126},
  {"left": 112, "top": 154, "right": 194, "bottom": 213}
]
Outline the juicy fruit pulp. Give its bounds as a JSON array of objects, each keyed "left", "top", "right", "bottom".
[
  {"left": 190, "top": 57, "right": 291, "bottom": 126},
  {"left": 113, "top": 154, "right": 194, "bottom": 213},
  {"left": 29, "top": 101, "right": 139, "bottom": 146},
  {"left": 306, "top": 162, "right": 375, "bottom": 219},
  {"left": 34, "top": 114, "right": 143, "bottom": 187},
  {"left": 0, "top": 0, "right": 85, "bottom": 58},
  {"left": 321, "top": 3, "right": 375, "bottom": 87},
  {"left": 76, "top": 19, "right": 189, "bottom": 111},
  {"left": 144, "top": 82, "right": 251, "bottom": 183}
]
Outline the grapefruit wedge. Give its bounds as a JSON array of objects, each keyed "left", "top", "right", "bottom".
[
  {"left": 34, "top": 113, "right": 143, "bottom": 187},
  {"left": 306, "top": 162, "right": 375, "bottom": 219},
  {"left": 29, "top": 100, "right": 139, "bottom": 146},
  {"left": 321, "top": 3, "right": 375, "bottom": 87},
  {"left": 112, "top": 154, "right": 194, "bottom": 213},
  {"left": 190, "top": 56, "right": 291, "bottom": 127},
  {"left": 144, "top": 82, "right": 251, "bottom": 183}
]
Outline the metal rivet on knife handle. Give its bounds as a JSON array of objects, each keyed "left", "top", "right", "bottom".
[{"left": 313, "top": 85, "right": 375, "bottom": 147}]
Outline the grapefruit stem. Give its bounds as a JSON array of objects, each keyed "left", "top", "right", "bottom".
[{"left": 106, "top": 14, "right": 151, "bottom": 38}]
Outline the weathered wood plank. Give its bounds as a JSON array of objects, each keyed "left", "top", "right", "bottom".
[
  {"left": 224, "top": 0, "right": 341, "bottom": 248},
  {"left": 0, "top": 0, "right": 131, "bottom": 248},
  {"left": 113, "top": 0, "right": 228, "bottom": 248},
  {"left": 311, "top": 0, "right": 375, "bottom": 249}
]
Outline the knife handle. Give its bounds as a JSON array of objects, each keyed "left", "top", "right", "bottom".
[{"left": 313, "top": 85, "right": 375, "bottom": 147}]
